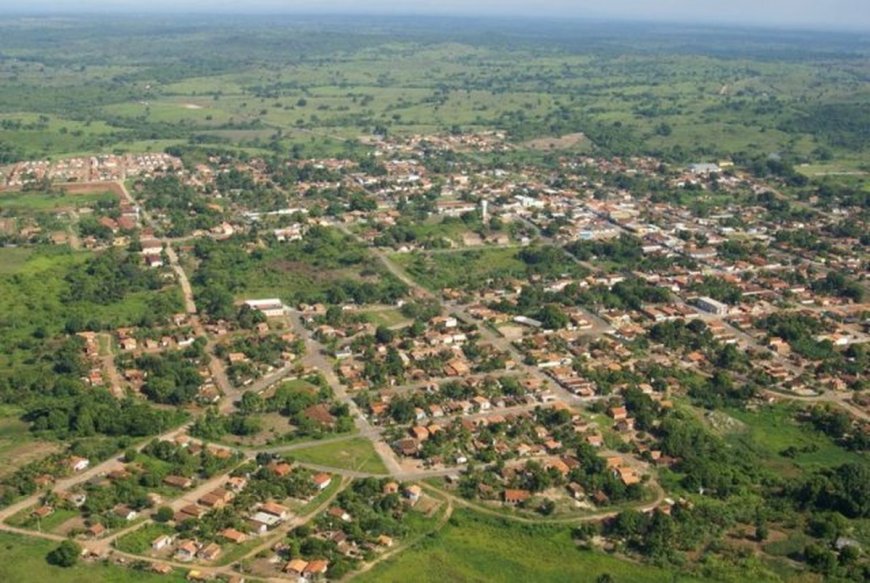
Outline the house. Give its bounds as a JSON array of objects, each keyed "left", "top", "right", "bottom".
[
  {"left": 221, "top": 528, "right": 247, "bottom": 544},
  {"left": 567, "top": 482, "right": 585, "bottom": 500},
  {"left": 609, "top": 406, "right": 628, "bottom": 421},
  {"left": 86, "top": 523, "right": 106, "bottom": 538},
  {"left": 586, "top": 434, "right": 604, "bottom": 448},
  {"left": 244, "top": 299, "right": 286, "bottom": 318},
  {"left": 68, "top": 456, "right": 90, "bottom": 472},
  {"left": 284, "top": 559, "right": 308, "bottom": 577},
  {"left": 199, "top": 487, "right": 234, "bottom": 509},
  {"left": 163, "top": 475, "right": 193, "bottom": 489},
  {"left": 174, "top": 504, "right": 208, "bottom": 522},
  {"left": 32, "top": 505, "right": 54, "bottom": 519},
  {"left": 409, "top": 425, "right": 430, "bottom": 442},
  {"left": 503, "top": 489, "right": 531, "bottom": 505},
  {"left": 152, "top": 534, "right": 174, "bottom": 551},
  {"left": 328, "top": 507, "right": 352, "bottom": 522},
  {"left": 226, "top": 476, "right": 248, "bottom": 492},
  {"left": 151, "top": 563, "right": 173, "bottom": 575},
  {"left": 260, "top": 501, "right": 290, "bottom": 521},
  {"left": 174, "top": 540, "right": 199, "bottom": 561},
  {"left": 269, "top": 461, "right": 294, "bottom": 477},
  {"left": 246, "top": 518, "right": 270, "bottom": 535},
  {"left": 377, "top": 534, "right": 394, "bottom": 547},
  {"left": 198, "top": 542, "right": 222, "bottom": 561},
  {"left": 615, "top": 466, "right": 641, "bottom": 486},
  {"left": 303, "top": 404, "right": 337, "bottom": 427},
  {"left": 113, "top": 504, "right": 138, "bottom": 521},
  {"left": 404, "top": 484, "right": 422, "bottom": 504},
  {"left": 312, "top": 473, "right": 332, "bottom": 490},
  {"left": 303, "top": 560, "right": 329, "bottom": 578}
]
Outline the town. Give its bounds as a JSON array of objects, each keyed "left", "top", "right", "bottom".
[{"left": 0, "top": 121, "right": 866, "bottom": 583}]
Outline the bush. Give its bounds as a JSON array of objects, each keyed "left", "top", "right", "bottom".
[{"left": 46, "top": 540, "right": 81, "bottom": 567}]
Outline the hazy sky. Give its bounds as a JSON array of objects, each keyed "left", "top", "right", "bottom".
[{"left": 2, "top": 0, "right": 869, "bottom": 31}]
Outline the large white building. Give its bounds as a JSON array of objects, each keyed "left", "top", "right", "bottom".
[
  {"left": 244, "top": 299, "right": 286, "bottom": 318},
  {"left": 695, "top": 296, "right": 730, "bottom": 316}
]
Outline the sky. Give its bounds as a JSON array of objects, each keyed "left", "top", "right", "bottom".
[{"left": 2, "top": 0, "right": 869, "bottom": 31}]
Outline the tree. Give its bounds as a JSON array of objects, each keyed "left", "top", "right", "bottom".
[
  {"left": 537, "top": 304, "right": 569, "bottom": 330},
  {"left": 47, "top": 540, "right": 81, "bottom": 567},
  {"left": 154, "top": 506, "right": 174, "bottom": 523}
]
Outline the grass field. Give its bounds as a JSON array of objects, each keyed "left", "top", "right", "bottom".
[
  {"left": 290, "top": 437, "right": 388, "bottom": 475},
  {"left": 357, "top": 509, "right": 706, "bottom": 583},
  {"left": 363, "top": 308, "right": 410, "bottom": 328},
  {"left": 0, "top": 406, "right": 61, "bottom": 479},
  {"left": 7, "top": 506, "right": 79, "bottom": 532},
  {"left": 0, "top": 532, "right": 187, "bottom": 583},
  {"left": 0, "top": 247, "right": 34, "bottom": 274},
  {"left": 392, "top": 247, "right": 525, "bottom": 291},
  {"left": 114, "top": 523, "right": 174, "bottom": 555},
  {"left": 722, "top": 403, "right": 864, "bottom": 476},
  {"left": 0, "top": 190, "right": 115, "bottom": 213}
]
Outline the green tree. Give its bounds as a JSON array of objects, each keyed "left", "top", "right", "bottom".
[{"left": 47, "top": 540, "right": 81, "bottom": 567}]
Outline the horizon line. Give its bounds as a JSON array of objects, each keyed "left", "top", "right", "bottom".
[{"left": 0, "top": 11, "right": 867, "bottom": 34}]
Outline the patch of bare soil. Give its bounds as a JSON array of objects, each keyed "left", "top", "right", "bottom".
[{"left": 523, "top": 132, "right": 589, "bottom": 150}]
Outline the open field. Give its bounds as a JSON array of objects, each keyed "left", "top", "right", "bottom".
[
  {"left": 357, "top": 509, "right": 707, "bottom": 583},
  {"left": 0, "top": 405, "right": 61, "bottom": 478},
  {"left": 362, "top": 308, "right": 410, "bottom": 328},
  {"left": 0, "top": 532, "right": 187, "bottom": 583},
  {"left": 0, "top": 189, "right": 115, "bottom": 213},
  {"left": 290, "top": 437, "right": 388, "bottom": 475},
  {"left": 722, "top": 403, "right": 865, "bottom": 475},
  {"left": 392, "top": 246, "right": 584, "bottom": 292},
  {"left": 0, "top": 18, "right": 864, "bottom": 167}
]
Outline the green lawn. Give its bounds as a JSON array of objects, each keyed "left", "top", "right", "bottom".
[
  {"left": 290, "top": 438, "right": 387, "bottom": 475},
  {"left": 0, "top": 531, "right": 187, "bottom": 583},
  {"left": 357, "top": 509, "right": 706, "bottom": 583}
]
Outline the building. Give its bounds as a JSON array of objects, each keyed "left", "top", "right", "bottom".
[
  {"left": 244, "top": 299, "right": 286, "bottom": 318},
  {"left": 694, "top": 296, "right": 729, "bottom": 316}
]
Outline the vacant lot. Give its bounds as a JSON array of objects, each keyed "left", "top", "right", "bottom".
[
  {"left": 291, "top": 437, "right": 387, "bottom": 475},
  {"left": 358, "top": 509, "right": 706, "bottom": 583},
  {"left": 0, "top": 189, "right": 115, "bottom": 213}
]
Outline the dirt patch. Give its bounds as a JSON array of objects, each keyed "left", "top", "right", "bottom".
[
  {"left": 498, "top": 325, "right": 525, "bottom": 341},
  {"left": 183, "top": 103, "right": 204, "bottom": 110},
  {"left": 0, "top": 440, "right": 62, "bottom": 478},
  {"left": 523, "top": 132, "right": 589, "bottom": 151},
  {"left": 218, "top": 413, "right": 292, "bottom": 447},
  {"left": 58, "top": 182, "right": 125, "bottom": 198},
  {"left": 55, "top": 516, "right": 86, "bottom": 536}
]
